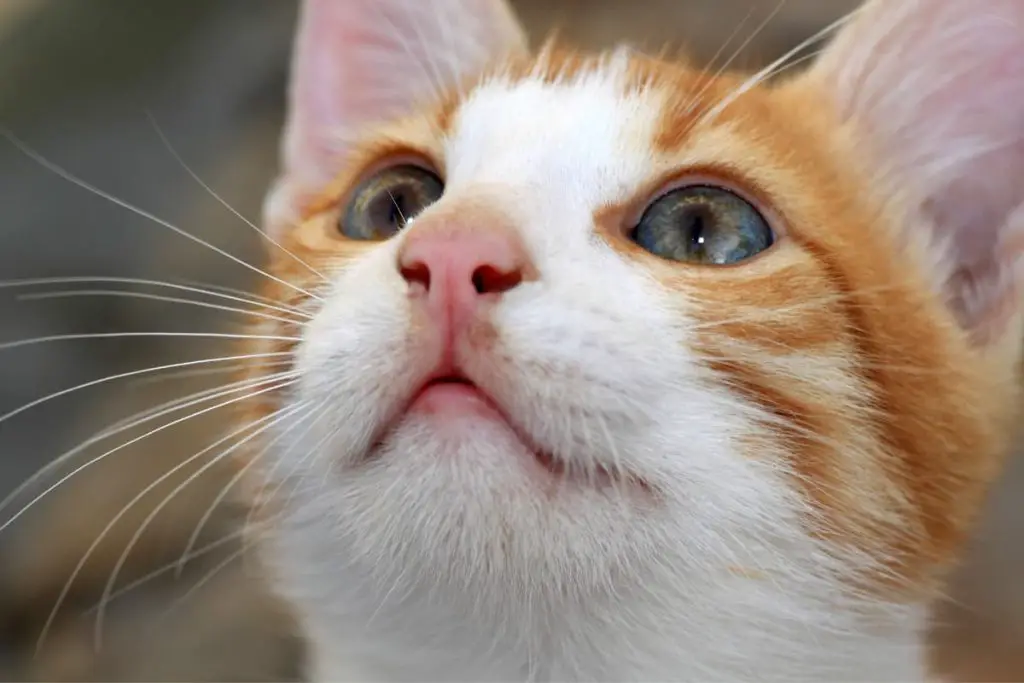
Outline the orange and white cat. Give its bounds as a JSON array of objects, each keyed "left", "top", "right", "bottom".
[{"left": 239, "top": 0, "right": 1024, "bottom": 679}]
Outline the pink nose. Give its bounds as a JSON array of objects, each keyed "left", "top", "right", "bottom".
[{"left": 397, "top": 224, "right": 532, "bottom": 331}]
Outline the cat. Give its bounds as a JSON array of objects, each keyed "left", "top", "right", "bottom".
[{"left": 234, "top": 0, "right": 1024, "bottom": 680}]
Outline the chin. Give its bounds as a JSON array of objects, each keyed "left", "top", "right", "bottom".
[
  {"left": 259, "top": 404, "right": 921, "bottom": 683},
  {"left": 333, "top": 412, "right": 658, "bottom": 576}
]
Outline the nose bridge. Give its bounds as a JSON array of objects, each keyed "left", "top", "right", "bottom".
[
  {"left": 395, "top": 194, "right": 537, "bottom": 318},
  {"left": 399, "top": 192, "right": 533, "bottom": 268},
  {"left": 402, "top": 190, "right": 524, "bottom": 244}
]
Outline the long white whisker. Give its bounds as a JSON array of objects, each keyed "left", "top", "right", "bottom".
[
  {"left": 19, "top": 289, "right": 305, "bottom": 326},
  {"left": 84, "top": 525, "right": 250, "bottom": 614},
  {"left": 156, "top": 544, "right": 249, "bottom": 626},
  {"left": 178, "top": 278, "right": 315, "bottom": 315},
  {"left": 595, "top": 412, "right": 629, "bottom": 507},
  {"left": 697, "top": 7, "right": 862, "bottom": 128},
  {"left": 128, "top": 358, "right": 294, "bottom": 388},
  {"left": 89, "top": 400, "right": 310, "bottom": 649},
  {"left": 0, "top": 275, "right": 312, "bottom": 318},
  {"left": 386, "top": 190, "right": 408, "bottom": 225},
  {"left": 98, "top": 371, "right": 299, "bottom": 446},
  {"left": 0, "top": 127, "right": 324, "bottom": 303},
  {"left": 146, "top": 113, "right": 329, "bottom": 284},
  {"left": 0, "top": 331, "right": 300, "bottom": 354},
  {"left": 176, "top": 399, "right": 328, "bottom": 578},
  {"left": 242, "top": 407, "right": 335, "bottom": 532},
  {"left": 687, "top": 281, "right": 910, "bottom": 333},
  {"left": 683, "top": 1, "right": 786, "bottom": 115},
  {"left": 755, "top": 47, "right": 826, "bottom": 83},
  {"left": 0, "top": 350, "right": 292, "bottom": 430},
  {"left": 702, "top": 6, "right": 757, "bottom": 73},
  {"left": 0, "top": 378, "right": 296, "bottom": 536},
  {"left": 0, "top": 369, "right": 297, "bottom": 522}
]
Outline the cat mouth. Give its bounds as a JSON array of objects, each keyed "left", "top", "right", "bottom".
[
  {"left": 406, "top": 372, "right": 568, "bottom": 476},
  {"left": 372, "top": 369, "right": 645, "bottom": 491}
]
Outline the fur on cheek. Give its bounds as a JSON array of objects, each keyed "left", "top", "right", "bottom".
[{"left": 253, "top": 224, "right": 926, "bottom": 680}]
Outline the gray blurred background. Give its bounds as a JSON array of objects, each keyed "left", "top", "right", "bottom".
[{"left": 0, "top": 0, "right": 1019, "bottom": 680}]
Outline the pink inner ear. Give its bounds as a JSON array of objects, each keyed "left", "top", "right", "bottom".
[
  {"left": 811, "top": 0, "right": 1024, "bottom": 342},
  {"left": 915, "top": 50, "right": 1024, "bottom": 269},
  {"left": 268, "top": 0, "right": 526, "bottom": 233},
  {"left": 283, "top": 2, "right": 434, "bottom": 188}
]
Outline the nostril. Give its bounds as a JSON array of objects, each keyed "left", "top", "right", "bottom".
[
  {"left": 472, "top": 264, "right": 523, "bottom": 295},
  {"left": 401, "top": 261, "right": 431, "bottom": 290}
]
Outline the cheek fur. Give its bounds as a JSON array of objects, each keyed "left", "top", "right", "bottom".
[{"left": 265, "top": 222, "right": 826, "bottom": 592}]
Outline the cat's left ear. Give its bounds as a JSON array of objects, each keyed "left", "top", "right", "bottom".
[
  {"left": 806, "top": 0, "right": 1024, "bottom": 349},
  {"left": 264, "top": 0, "right": 527, "bottom": 234}
]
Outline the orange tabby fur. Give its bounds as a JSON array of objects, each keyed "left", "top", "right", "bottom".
[{"left": 239, "top": 45, "right": 1021, "bottom": 602}]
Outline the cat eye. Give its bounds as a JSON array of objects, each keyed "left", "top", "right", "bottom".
[
  {"left": 631, "top": 186, "right": 773, "bottom": 265},
  {"left": 339, "top": 165, "right": 444, "bottom": 240}
]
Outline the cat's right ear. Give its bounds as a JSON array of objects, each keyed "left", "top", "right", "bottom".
[
  {"left": 264, "top": 0, "right": 527, "bottom": 233},
  {"left": 805, "top": 0, "right": 1024, "bottom": 351}
]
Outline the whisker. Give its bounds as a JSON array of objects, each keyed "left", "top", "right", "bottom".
[
  {"left": 179, "top": 278, "right": 316, "bottom": 315},
  {"left": 682, "top": 0, "right": 787, "bottom": 115},
  {"left": 365, "top": 555, "right": 413, "bottom": 630},
  {"left": 156, "top": 544, "right": 249, "bottom": 623},
  {"left": 0, "top": 377, "right": 297, "bottom": 535},
  {"left": 386, "top": 190, "right": 408, "bottom": 226},
  {"left": 0, "top": 330, "right": 300, "bottom": 354},
  {"left": 243, "top": 408, "right": 336, "bottom": 533},
  {"left": 0, "top": 350, "right": 292, "bottom": 429},
  {"left": 595, "top": 412, "right": 629, "bottom": 506},
  {"left": 0, "top": 127, "right": 324, "bottom": 303},
  {"left": 19, "top": 289, "right": 306, "bottom": 326},
  {"left": 0, "top": 275, "right": 312, "bottom": 318},
  {"left": 146, "top": 113, "right": 329, "bottom": 284},
  {"left": 0, "top": 369, "right": 298, "bottom": 522},
  {"left": 83, "top": 525, "right": 250, "bottom": 613},
  {"left": 97, "top": 370, "right": 295, "bottom": 437},
  {"left": 695, "top": 6, "right": 862, "bottom": 128},
  {"left": 686, "top": 282, "right": 912, "bottom": 333},
  {"left": 701, "top": 6, "right": 757, "bottom": 74},
  {"left": 90, "top": 401, "right": 311, "bottom": 648},
  {"left": 697, "top": 343, "right": 947, "bottom": 378},
  {"left": 176, "top": 399, "right": 328, "bottom": 578},
  {"left": 128, "top": 358, "right": 294, "bottom": 388},
  {"left": 746, "top": 45, "right": 829, "bottom": 87}
]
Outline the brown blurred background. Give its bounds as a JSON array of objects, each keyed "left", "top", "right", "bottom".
[{"left": 0, "top": 0, "right": 1020, "bottom": 680}]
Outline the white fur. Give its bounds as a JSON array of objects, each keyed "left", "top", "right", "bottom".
[{"left": 257, "top": 61, "right": 930, "bottom": 681}]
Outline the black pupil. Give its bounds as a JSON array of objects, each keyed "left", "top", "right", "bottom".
[{"left": 686, "top": 210, "right": 707, "bottom": 250}]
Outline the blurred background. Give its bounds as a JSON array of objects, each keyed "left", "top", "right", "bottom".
[{"left": 0, "top": 0, "right": 1020, "bottom": 680}]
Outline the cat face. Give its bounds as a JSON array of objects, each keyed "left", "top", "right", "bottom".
[{"left": 240, "top": 0, "right": 1024, "bottom": 678}]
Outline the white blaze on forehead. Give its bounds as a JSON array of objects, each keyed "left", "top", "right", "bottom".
[{"left": 443, "top": 57, "right": 663, "bottom": 215}]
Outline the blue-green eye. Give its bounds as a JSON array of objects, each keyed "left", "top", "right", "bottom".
[
  {"left": 339, "top": 165, "right": 444, "bottom": 240},
  {"left": 631, "top": 186, "right": 773, "bottom": 265}
]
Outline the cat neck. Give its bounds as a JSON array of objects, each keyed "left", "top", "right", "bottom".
[
  {"left": 266, "top": 531, "right": 933, "bottom": 682},
  {"left": 298, "top": 601, "right": 931, "bottom": 681}
]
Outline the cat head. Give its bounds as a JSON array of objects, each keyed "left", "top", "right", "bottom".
[{"left": 243, "top": 0, "right": 1024, "bottom": 676}]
